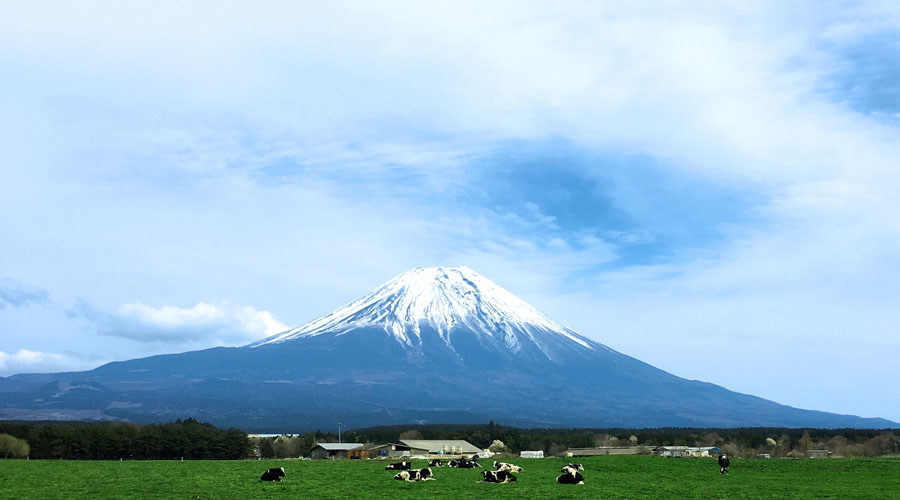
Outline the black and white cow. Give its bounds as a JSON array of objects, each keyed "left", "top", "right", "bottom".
[
  {"left": 428, "top": 459, "right": 443, "bottom": 467},
  {"left": 561, "top": 463, "right": 584, "bottom": 472},
  {"left": 556, "top": 465, "right": 585, "bottom": 485},
  {"left": 482, "top": 470, "right": 517, "bottom": 484},
  {"left": 385, "top": 461, "right": 411, "bottom": 471},
  {"left": 393, "top": 468, "right": 434, "bottom": 482},
  {"left": 260, "top": 467, "right": 286, "bottom": 481},
  {"left": 493, "top": 461, "right": 523, "bottom": 473},
  {"left": 449, "top": 458, "right": 481, "bottom": 468},
  {"left": 718, "top": 454, "right": 730, "bottom": 475}
]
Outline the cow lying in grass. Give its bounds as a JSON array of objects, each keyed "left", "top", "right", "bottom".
[
  {"left": 260, "top": 467, "right": 285, "bottom": 482},
  {"left": 493, "top": 461, "right": 523, "bottom": 473},
  {"left": 556, "top": 465, "right": 585, "bottom": 485},
  {"left": 482, "top": 470, "right": 517, "bottom": 484},
  {"left": 385, "top": 461, "right": 411, "bottom": 471},
  {"left": 448, "top": 458, "right": 481, "bottom": 468},
  {"left": 561, "top": 463, "right": 584, "bottom": 472},
  {"left": 428, "top": 459, "right": 443, "bottom": 467},
  {"left": 393, "top": 468, "right": 434, "bottom": 482}
]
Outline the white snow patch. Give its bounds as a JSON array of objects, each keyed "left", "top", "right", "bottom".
[{"left": 252, "top": 267, "right": 597, "bottom": 358}]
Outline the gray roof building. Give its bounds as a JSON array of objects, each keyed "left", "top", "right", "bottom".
[
  {"left": 314, "top": 443, "right": 365, "bottom": 451},
  {"left": 398, "top": 439, "right": 481, "bottom": 455},
  {"left": 310, "top": 442, "right": 365, "bottom": 459}
]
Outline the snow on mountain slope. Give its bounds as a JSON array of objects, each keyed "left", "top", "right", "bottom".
[{"left": 250, "top": 266, "right": 597, "bottom": 359}]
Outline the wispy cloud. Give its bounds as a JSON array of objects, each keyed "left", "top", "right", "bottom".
[{"left": 0, "top": 279, "right": 49, "bottom": 310}]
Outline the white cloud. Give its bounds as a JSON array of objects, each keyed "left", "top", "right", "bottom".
[
  {"left": 0, "top": 349, "right": 97, "bottom": 377},
  {"left": 1, "top": 0, "right": 900, "bottom": 422},
  {"left": 91, "top": 302, "right": 288, "bottom": 345}
]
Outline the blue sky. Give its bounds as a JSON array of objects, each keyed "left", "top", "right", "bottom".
[{"left": 2, "top": 1, "right": 900, "bottom": 423}]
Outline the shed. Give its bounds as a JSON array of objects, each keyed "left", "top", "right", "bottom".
[
  {"left": 806, "top": 449, "right": 831, "bottom": 458},
  {"left": 398, "top": 439, "right": 481, "bottom": 455},
  {"left": 520, "top": 450, "right": 544, "bottom": 458},
  {"left": 367, "top": 443, "right": 412, "bottom": 458},
  {"left": 565, "top": 447, "right": 644, "bottom": 457},
  {"left": 655, "top": 446, "right": 692, "bottom": 458},
  {"left": 688, "top": 447, "right": 721, "bottom": 457},
  {"left": 347, "top": 444, "right": 382, "bottom": 460},
  {"left": 310, "top": 442, "right": 365, "bottom": 460}
]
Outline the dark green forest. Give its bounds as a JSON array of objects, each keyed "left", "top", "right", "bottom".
[{"left": 0, "top": 419, "right": 251, "bottom": 460}]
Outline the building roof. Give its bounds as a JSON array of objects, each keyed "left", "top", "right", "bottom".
[
  {"left": 398, "top": 439, "right": 481, "bottom": 454},
  {"left": 365, "top": 443, "right": 405, "bottom": 450},
  {"left": 312, "top": 442, "right": 364, "bottom": 451},
  {"left": 565, "top": 447, "right": 644, "bottom": 456}
]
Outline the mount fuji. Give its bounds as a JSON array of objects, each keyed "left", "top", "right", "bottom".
[{"left": 1, "top": 267, "right": 894, "bottom": 430}]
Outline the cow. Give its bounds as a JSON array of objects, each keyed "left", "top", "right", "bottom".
[
  {"left": 385, "top": 461, "right": 411, "bottom": 471},
  {"left": 556, "top": 465, "right": 585, "bottom": 485},
  {"left": 449, "top": 458, "right": 481, "bottom": 468},
  {"left": 260, "top": 467, "right": 286, "bottom": 482},
  {"left": 393, "top": 468, "right": 434, "bottom": 482},
  {"left": 718, "top": 454, "right": 730, "bottom": 475},
  {"left": 493, "top": 461, "right": 523, "bottom": 473},
  {"left": 561, "top": 463, "right": 584, "bottom": 472},
  {"left": 428, "top": 459, "right": 443, "bottom": 467},
  {"left": 482, "top": 470, "right": 517, "bottom": 484}
]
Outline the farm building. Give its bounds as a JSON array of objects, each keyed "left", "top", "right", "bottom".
[
  {"left": 565, "top": 446, "right": 645, "bottom": 457},
  {"left": 655, "top": 446, "right": 692, "bottom": 458},
  {"left": 806, "top": 449, "right": 832, "bottom": 458},
  {"left": 398, "top": 439, "right": 481, "bottom": 456},
  {"left": 365, "top": 443, "right": 412, "bottom": 458},
  {"left": 689, "top": 447, "right": 722, "bottom": 457},
  {"left": 520, "top": 450, "right": 544, "bottom": 458},
  {"left": 346, "top": 444, "right": 383, "bottom": 460},
  {"left": 654, "top": 446, "right": 721, "bottom": 458},
  {"left": 309, "top": 442, "right": 364, "bottom": 460},
  {"left": 247, "top": 433, "right": 301, "bottom": 439}
]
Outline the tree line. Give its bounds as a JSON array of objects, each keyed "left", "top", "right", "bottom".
[
  {"left": 280, "top": 422, "right": 899, "bottom": 459},
  {"left": 3, "top": 420, "right": 897, "bottom": 459},
  {"left": 0, "top": 418, "right": 251, "bottom": 460}
]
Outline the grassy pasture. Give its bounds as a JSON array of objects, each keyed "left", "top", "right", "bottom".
[{"left": 1, "top": 455, "right": 899, "bottom": 500}]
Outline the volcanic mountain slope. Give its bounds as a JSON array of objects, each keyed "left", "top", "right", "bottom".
[{"left": 1, "top": 267, "right": 895, "bottom": 430}]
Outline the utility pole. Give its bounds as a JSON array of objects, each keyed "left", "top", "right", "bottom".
[{"left": 338, "top": 422, "right": 343, "bottom": 443}]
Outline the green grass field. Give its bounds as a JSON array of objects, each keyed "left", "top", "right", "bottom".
[{"left": 2, "top": 455, "right": 899, "bottom": 500}]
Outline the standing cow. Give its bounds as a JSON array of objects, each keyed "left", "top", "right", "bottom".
[{"left": 718, "top": 454, "right": 730, "bottom": 475}]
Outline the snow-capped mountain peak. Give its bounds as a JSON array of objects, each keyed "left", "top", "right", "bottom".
[{"left": 251, "top": 266, "right": 596, "bottom": 357}]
